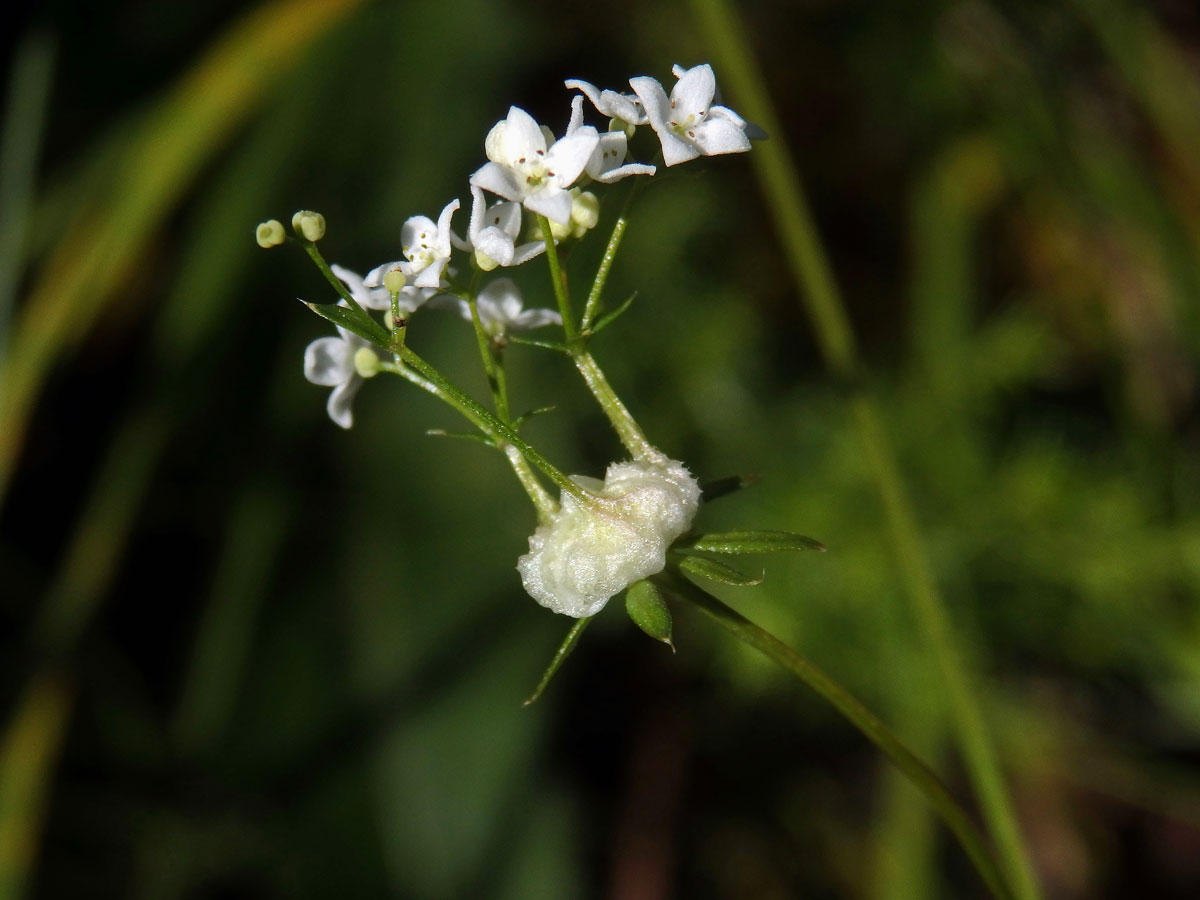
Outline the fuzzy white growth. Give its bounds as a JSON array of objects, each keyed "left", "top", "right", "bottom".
[{"left": 517, "top": 458, "right": 701, "bottom": 618}]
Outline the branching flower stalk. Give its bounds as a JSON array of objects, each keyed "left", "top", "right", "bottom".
[{"left": 260, "top": 63, "right": 1025, "bottom": 899}]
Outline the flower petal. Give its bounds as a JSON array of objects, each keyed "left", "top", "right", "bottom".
[
  {"left": 501, "top": 106, "right": 546, "bottom": 164},
  {"left": 326, "top": 377, "right": 362, "bottom": 429},
  {"left": 435, "top": 198, "right": 460, "bottom": 256},
  {"left": 470, "top": 161, "right": 524, "bottom": 202},
  {"left": 523, "top": 190, "right": 573, "bottom": 225},
  {"left": 474, "top": 225, "right": 516, "bottom": 266},
  {"left": 545, "top": 127, "right": 599, "bottom": 187},
  {"left": 670, "top": 64, "right": 716, "bottom": 119},
  {"left": 304, "top": 336, "right": 351, "bottom": 387},
  {"left": 691, "top": 116, "right": 751, "bottom": 156},
  {"left": 511, "top": 308, "right": 562, "bottom": 331}
]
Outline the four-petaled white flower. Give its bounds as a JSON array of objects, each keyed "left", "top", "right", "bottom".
[
  {"left": 304, "top": 324, "right": 379, "bottom": 429},
  {"left": 470, "top": 106, "right": 599, "bottom": 225},
  {"left": 368, "top": 199, "right": 460, "bottom": 291},
  {"left": 444, "top": 277, "right": 561, "bottom": 339},
  {"left": 517, "top": 457, "right": 701, "bottom": 617},
  {"left": 564, "top": 78, "right": 648, "bottom": 127},
  {"left": 630, "top": 63, "right": 751, "bottom": 166},
  {"left": 453, "top": 185, "right": 546, "bottom": 271},
  {"left": 566, "top": 96, "right": 656, "bottom": 184}
]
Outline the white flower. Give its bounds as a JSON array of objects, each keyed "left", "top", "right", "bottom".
[
  {"left": 330, "top": 264, "right": 392, "bottom": 311},
  {"left": 566, "top": 96, "right": 656, "bottom": 184},
  {"left": 517, "top": 457, "right": 701, "bottom": 617},
  {"left": 470, "top": 106, "right": 599, "bottom": 225},
  {"left": 444, "top": 277, "right": 561, "bottom": 339},
  {"left": 564, "top": 78, "right": 648, "bottom": 127},
  {"left": 366, "top": 198, "right": 460, "bottom": 292},
  {"left": 456, "top": 185, "right": 546, "bottom": 271},
  {"left": 303, "top": 325, "right": 380, "bottom": 429},
  {"left": 629, "top": 64, "right": 751, "bottom": 166}
]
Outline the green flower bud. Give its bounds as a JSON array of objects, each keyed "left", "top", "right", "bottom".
[
  {"left": 571, "top": 190, "right": 600, "bottom": 239},
  {"left": 625, "top": 579, "right": 674, "bottom": 650},
  {"left": 255, "top": 219, "right": 286, "bottom": 248},
  {"left": 353, "top": 346, "right": 381, "bottom": 378},
  {"left": 382, "top": 267, "right": 408, "bottom": 293},
  {"left": 549, "top": 217, "right": 572, "bottom": 241},
  {"left": 291, "top": 209, "right": 326, "bottom": 242},
  {"left": 474, "top": 248, "right": 501, "bottom": 272}
]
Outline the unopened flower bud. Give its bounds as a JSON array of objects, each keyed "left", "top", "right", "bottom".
[
  {"left": 549, "top": 217, "right": 572, "bottom": 241},
  {"left": 255, "top": 219, "right": 286, "bottom": 248},
  {"left": 353, "top": 346, "right": 381, "bottom": 378},
  {"left": 474, "top": 249, "right": 501, "bottom": 271},
  {"left": 382, "top": 267, "right": 407, "bottom": 294},
  {"left": 291, "top": 210, "right": 326, "bottom": 242},
  {"left": 625, "top": 579, "right": 674, "bottom": 649},
  {"left": 571, "top": 190, "right": 600, "bottom": 238}
]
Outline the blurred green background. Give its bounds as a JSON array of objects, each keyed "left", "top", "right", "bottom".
[{"left": 2, "top": 0, "right": 1199, "bottom": 897}]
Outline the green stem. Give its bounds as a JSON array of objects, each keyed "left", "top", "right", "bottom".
[
  {"left": 671, "top": 575, "right": 1016, "bottom": 900},
  {"left": 465, "top": 292, "right": 509, "bottom": 422},
  {"left": 689, "top": 3, "right": 1041, "bottom": 897},
  {"left": 581, "top": 214, "right": 627, "bottom": 333},
  {"left": 396, "top": 346, "right": 588, "bottom": 504},
  {"left": 503, "top": 445, "right": 556, "bottom": 522},
  {"left": 571, "top": 349, "right": 659, "bottom": 462},
  {"left": 538, "top": 214, "right": 577, "bottom": 340},
  {"left": 302, "top": 241, "right": 367, "bottom": 318}
]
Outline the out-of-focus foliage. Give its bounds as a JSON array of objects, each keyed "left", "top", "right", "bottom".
[{"left": 1, "top": 0, "right": 1198, "bottom": 898}]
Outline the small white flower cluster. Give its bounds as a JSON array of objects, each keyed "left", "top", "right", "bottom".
[
  {"left": 518, "top": 457, "right": 701, "bottom": 617},
  {"left": 304, "top": 63, "right": 755, "bottom": 429}
]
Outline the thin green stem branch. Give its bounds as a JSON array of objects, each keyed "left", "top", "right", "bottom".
[
  {"left": 302, "top": 241, "right": 367, "bottom": 318},
  {"left": 671, "top": 576, "right": 1016, "bottom": 900},
  {"left": 688, "top": 3, "right": 1041, "bottom": 897},
  {"left": 571, "top": 349, "right": 659, "bottom": 462},
  {"left": 538, "top": 214, "right": 576, "bottom": 340},
  {"left": 396, "top": 347, "right": 588, "bottom": 504},
  {"left": 581, "top": 215, "right": 627, "bottom": 333}
]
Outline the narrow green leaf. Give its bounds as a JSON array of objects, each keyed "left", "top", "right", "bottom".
[
  {"left": 688, "top": 530, "right": 826, "bottom": 554},
  {"left": 425, "top": 429, "right": 496, "bottom": 448},
  {"left": 523, "top": 617, "right": 591, "bottom": 706},
  {"left": 679, "top": 555, "right": 763, "bottom": 586},
  {"left": 699, "top": 474, "right": 758, "bottom": 503},
  {"left": 303, "top": 300, "right": 390, "bottom": 347},
  {"left": 506, "top": 335, "right": 569, "bottom": 353},
  {"left": 588, "top": 290, "right": 637, "bottom": 335},
  {"left": 512, "top": 405, "right": 555, "bottom": 428},
  {"left": 625, "top": 579, "right": 674, "bottom": 649}
]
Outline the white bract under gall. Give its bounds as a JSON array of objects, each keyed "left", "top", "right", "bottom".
[{"left": 517, "top": 457, "right": 701, "bottom": 617}]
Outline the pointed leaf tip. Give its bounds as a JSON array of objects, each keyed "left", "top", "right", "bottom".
[
  {"left": 625, "top": 579, "right": 674, "bottom": 647},
  {"left": 687, "top": 530, "right": 825, "bottom": 554},
  {"left": 679, "top": 555, "right": 763, "bottom": 586}
]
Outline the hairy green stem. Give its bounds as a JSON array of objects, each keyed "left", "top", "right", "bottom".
[
  {"left": 689, "top": 2, "right": 1041, "bottom": 897},
  {"left": 671, "top": 576, "right": 1016, "bottom": 900},
  {"left": 571, "top": 350, "right": 659, "bottom": 462}
]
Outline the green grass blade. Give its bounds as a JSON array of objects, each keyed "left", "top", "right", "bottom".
[
  {"left": 0, "top": 33, "right": 54, "bottom": 377},
  {"left": 0, "top": 0, "right": 364, "bottom": 508},
  {"left": 0, "top": 674, "right": 72, "bottom": 900},
  {"left": 687, "top": 2, "right": 1042, "bottom": 897}
]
